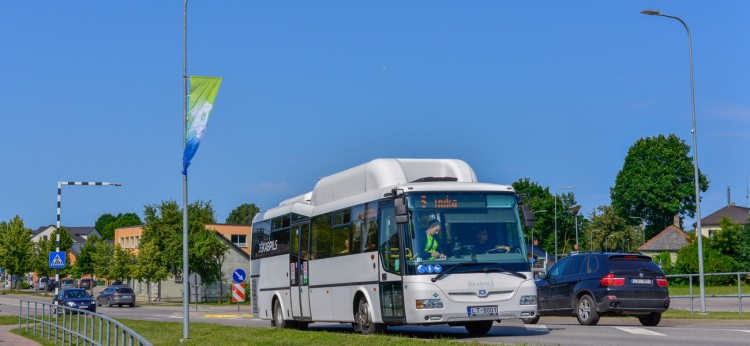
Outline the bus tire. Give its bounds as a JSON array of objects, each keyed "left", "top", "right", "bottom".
[
  {"left": 272, "top": 299, "right": 288, "bottom": 328},
  {"left": 464, "top": 321, "right": 493, "bottom": 335},
  {"left": 353, "top": 296, "right": 386, "bottom": 334}
]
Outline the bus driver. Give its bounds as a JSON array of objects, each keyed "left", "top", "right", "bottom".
[
  {"left": 474, "top": 229, "right": 510, "bottom": 253},
  {"left": 423, "top": 220, "right": 447, "bottom": 260}
]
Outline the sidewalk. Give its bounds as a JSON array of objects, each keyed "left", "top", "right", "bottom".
[{"left": 0, "top": 324, "right": 41, "bottom": 346}]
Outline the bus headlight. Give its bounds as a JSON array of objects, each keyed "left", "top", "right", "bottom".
[
  {"left": 416, "top": 299, "right": 444, "bottom": 309},
  {"left": 519, "top": 295, "right": 537, "bottom": 305}
]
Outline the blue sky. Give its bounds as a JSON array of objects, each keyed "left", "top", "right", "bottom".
[{"left": 1, "top": 1, "right": 748, "bottom": 231}]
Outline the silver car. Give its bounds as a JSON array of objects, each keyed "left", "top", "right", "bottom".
[{"left": 97, "top": 285, "right": 135, "bottom": 307}]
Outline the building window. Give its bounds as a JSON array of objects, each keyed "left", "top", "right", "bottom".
[{"left": 231, "top": 234, "right": 247, "bottom": 247}]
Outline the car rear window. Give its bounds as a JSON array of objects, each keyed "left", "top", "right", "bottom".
[
  {"left": 116, "top": 287, "right": 134, "bottom": 294},
  {"left": 608, "top": 257, "right": 663, "bottom": 273}
]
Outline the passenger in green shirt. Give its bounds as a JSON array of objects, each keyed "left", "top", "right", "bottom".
[{"left": 423, "top": 220, "right": 447, "bottom": 260}]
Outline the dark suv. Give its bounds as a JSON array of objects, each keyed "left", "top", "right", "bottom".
[{"left": 525, "top": 252, "right": 669, "bottom": 326}]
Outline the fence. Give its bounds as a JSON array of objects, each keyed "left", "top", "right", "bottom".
[
  {"left": 17, "top": 300, "right": 151, "bottom": 346},
  {"left": 666, "top": 271, "right": 750, "bottom": 316}
]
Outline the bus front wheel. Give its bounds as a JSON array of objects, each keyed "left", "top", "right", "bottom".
[
  {"left": 353, "top": 296, "right": 386, "bottom": 334},
  {"left": 272, "top": 299, "right": 288, "bottom": 328},
  {"left": 465, "top": 321, "right": 493, "bottom": 335}
]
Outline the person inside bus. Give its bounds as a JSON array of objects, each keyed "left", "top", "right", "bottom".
[
  {"left": 473, "top": 229, "right": 510, "bottom": 253},
  {"left": 340, "top": 239, "right": 350, "bottom": 254},
  {"left": 423, "top": 220, "right": 447, "bottom": 260}
]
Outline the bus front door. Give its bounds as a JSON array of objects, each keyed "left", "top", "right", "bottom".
[{"left": 290, "top": 222, "right": 312, "bottom": 319}]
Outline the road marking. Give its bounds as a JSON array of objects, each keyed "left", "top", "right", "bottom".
[
  {"left": 524, "top": 324, "right": 549, "bottom": 332},
  {"left": 614, "top": 326, "right": 666, "bottom": 336}
]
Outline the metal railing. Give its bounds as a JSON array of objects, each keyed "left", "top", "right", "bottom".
[
  {"left": 666, "top": 272, "right": 750, "bottom": 316},
  {"left": 17, "top": 300, "right": 151, "bottom": 346}
]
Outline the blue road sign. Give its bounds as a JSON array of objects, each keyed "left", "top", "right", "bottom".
[
  {"left": 49, "top": 252, "right": 66, "bottom": 269},
  {"left": 232, "top": 268, "right": 246, "bottom": 284}
]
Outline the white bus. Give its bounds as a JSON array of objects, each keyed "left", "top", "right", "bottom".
[{"left": 250, "top": 158, "right": 537, "bottom": 335}]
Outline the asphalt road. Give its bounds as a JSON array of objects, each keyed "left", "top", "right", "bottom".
[{"left": 2, "top": 292, "right": 749, "bottom": 345}]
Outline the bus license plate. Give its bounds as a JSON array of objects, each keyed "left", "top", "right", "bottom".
[
  {"left": 468, "top": 306, "right": 498, "bottom": 317},
  {"left": 631, "top": 278, "right": 652, "bottom": 285}
]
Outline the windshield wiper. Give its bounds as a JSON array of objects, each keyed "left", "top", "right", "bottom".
[
  {"left": 431, "top": 264, "right": 527, "bottom": 282},
  {"left": 431, "top": 262, "right": 476, "bottom": 282}
]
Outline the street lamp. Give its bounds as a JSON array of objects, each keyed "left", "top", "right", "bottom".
[
  {"left": 570, "top": 204, "right": 581, "bottom": 251},
  {"left": 630, "top": 216, "right": 646, "bottom": 245},
  {"left": 606, "top": 234, "right": 615, "bottom": 252},
  {"left": 641, "top": 9, "right": 706, "bottom": 314},
  {"left": 554, "top": 186, "right": 576, "bottom": 260}
]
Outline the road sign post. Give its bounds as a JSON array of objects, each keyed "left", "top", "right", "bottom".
[{"left": 232, "top": 283, "right": 245, "bottom": 312}]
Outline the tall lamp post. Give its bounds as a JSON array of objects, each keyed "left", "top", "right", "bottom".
[
  {"left": 554, "top": 186, "right": 576, "bottom": 260},
  {"left": 606, "top": 234, "right": 615, "bottom": 252},
  {"left": 630, "top": 216, "right": 646, "bottom": 245},
  {"left": 55, "top": 181, "right": 121, "bottom": 295},
  {"left": 570, "top": 204, "right": 581, "bottom": 251},
  {"left": 641, "top": 9, "right": 706, "bottom": 314}
]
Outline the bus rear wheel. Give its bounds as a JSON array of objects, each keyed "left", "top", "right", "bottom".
[
  {"left": 353, "top": 296, "right": 386, "bottom": 334},
  {"left": 464, "top": 321, "right": 493, "bottom": 335}
]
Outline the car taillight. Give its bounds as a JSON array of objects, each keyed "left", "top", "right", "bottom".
[
  {"left": 656, "top": 278, "right": 668, "bottom": 287},
  {"left": 600, "top": 273, "right": 625, "bottom": 287}
]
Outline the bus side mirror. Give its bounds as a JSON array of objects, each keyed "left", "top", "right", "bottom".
[
  {"left": 521, "top": 205, "right": 535, "bottom": 229},
  {"left": 394, "top": 195, "right": 409, "bottom": 224}
]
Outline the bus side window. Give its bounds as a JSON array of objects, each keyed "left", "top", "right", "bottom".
[{"left": 312, "top": 213, "right": 332, "bottom": 259}]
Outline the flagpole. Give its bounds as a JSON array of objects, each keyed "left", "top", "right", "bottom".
[{"left": 182, "top": 0, "right": 190, "bottom": 341}]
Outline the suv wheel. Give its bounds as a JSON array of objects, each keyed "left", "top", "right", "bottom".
[
  {"left": 638, "top": 312, "right": 661, "bottom": 326},
  {"left": 576, "top": 295, "right": 600, "bottom": 325},
  {"left": 522, "top": 316, "right": 540, "bottom": 324}
]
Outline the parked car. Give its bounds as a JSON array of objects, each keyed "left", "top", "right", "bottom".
[
  {"left": 97, "top": 285, "right": 135, "bottom": 307},
  {"left": 45, "top": 279, "right": 57, "bottom": 292},
  {"left": 52, "top": 288, "right": 97, "bottom": 314},
  {"left": 36, "top": 277, "right": 49, "bottom": 291},
  {"left": 525, "top": 252, "right": 670, "bottom": 326},
  {"left": 61, "top": 278, "right": 76, "bottom": 289},
  {"left": 78, "top": 278, "right": 96, "bottom": 289}
]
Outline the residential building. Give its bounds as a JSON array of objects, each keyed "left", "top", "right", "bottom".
[
  {"left": 695, "top": 203, "right": 750, "bottom": 238},
  {"left": 638, "top": 215, "right": 690, "bottom": 264}
]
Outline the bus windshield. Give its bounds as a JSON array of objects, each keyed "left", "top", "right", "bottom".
[{"left": 403, "top": 192, "right": 529, "bottom": 274}]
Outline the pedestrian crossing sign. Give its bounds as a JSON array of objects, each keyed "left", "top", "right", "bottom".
[{"left": 49, "top": 252, "right": 66, "bottom": 269}]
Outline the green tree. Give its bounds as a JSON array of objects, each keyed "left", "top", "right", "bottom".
[
  {"left": 0, "top": 216, "right": 34, "bottom": 291},
  {"left": 674, "top": 235, "right": 737, "bottom": 285},
  {"left": 95, "top": 212, "right": 142, "bottom": 240},
  {"left": 92, "top": 240, "right": 114, "bottom": 281},
  {"left": 610, "top": 134, "right": 709, "bottom": 239},
  {"left": 139, "top": 199, "right": 227, "bottom": 296},
  {"left": 587, "top": 205, "right": 639, "bottom": 252},
  {"left": 190, "top": 228, "right": 229, "bottom": 301},
  {"left": 711, "top": 216, "right": 741, "bottom": 257},
  {"left": 512, "top": 179, "right": 555, "bottom": 254},
  {"left": 738, "top": 223, "right": 750, "bottom": 273},
  {"left": 225, "top": 203, "right": 260, "bottom": 225},
  {"left": 133, "top": 240, "right": 171, "bottom": 303},
  {"left": 71, "top": 235, "right": 102, "bottom": 295},
  {"left": 109, "top": 246, "right": 136, "bottom": 282}
]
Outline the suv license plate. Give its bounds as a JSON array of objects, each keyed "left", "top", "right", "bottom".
[
  {"left": 468, "top": 306, "right": 498, "bottom": 317},
  {"left": 631, "top": 278, "right": 652, "bottom": 285}
]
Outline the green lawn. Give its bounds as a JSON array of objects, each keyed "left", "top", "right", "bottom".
[{"left": 2, "top": 316, "right": 484, "bottom": 346}]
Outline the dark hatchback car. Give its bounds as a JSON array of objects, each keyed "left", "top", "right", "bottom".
[
  {"left": 525, "top": 252, "right": 669, "bottom": 326},
  {"left": 52, "top": 288, "right": 97, "bottom": 314},
  {"left": 78, "top": 278, "right": 96, "bottom": 289},
  {"left": 97, "top": 285, "right": 136, "bottom": 307}
]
